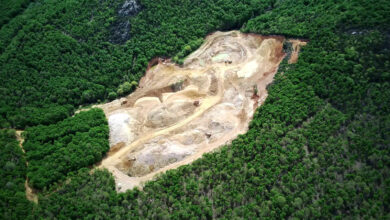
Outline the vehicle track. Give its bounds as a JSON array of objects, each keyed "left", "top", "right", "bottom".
[{"left": 94, "top": 31, "right": 306, "bottom": 191}]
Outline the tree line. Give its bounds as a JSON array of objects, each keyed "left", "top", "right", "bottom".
[
  {"left": 0, "top": 0, "right": 273, "bottom": 129},
  {"left": 23, "top": 108, "right": 109, "bottom": 190},
  {"left": 0, "top": 0, "right": 389, "bottom": 219},
  {"left": 0, "top": 129, "right": 33, "bottom": 219}
]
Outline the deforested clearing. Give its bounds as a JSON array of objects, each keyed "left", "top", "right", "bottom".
[{"left": 95, "top": 31, "right": 306, "bottom": 192}]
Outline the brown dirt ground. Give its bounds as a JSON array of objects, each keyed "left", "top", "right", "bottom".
[
  {"left": 288, "top": 39, "right": 308, "bottom": 64},
  {"left": 92, "top": 31, "right": 306, "bottom": 192},
  {"left": 15, "top": 130, "right": 38, "bottom": 204}
]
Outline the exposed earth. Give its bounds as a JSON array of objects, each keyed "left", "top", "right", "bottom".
[
  {"left": 15, "top": 130, "right": 38, "bottom": 203},
  {"left": 95, "top": 31, "right": 306, "bottom": 192}
]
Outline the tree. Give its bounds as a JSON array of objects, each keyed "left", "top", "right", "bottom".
[{"left": 108, "top": 91, "right": 117, "bottom": 100}]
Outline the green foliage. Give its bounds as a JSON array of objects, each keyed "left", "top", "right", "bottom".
[
  {"left": 173, "top": 38, "right": 204, "bottom": 64},
  {"left": 0, "top": 0, "right": 273, "bottom": 129},
  {"left": 23, "top": 108, "right": 109, "bottom": 190},
  {"left": 1, "top": 0, "right": 390, "bottom": 219},
  {"left": 108, "top": 91, "right": 117, "bottom": 100},
  {"left": 0, "top": 0, "right": 127, "bottom": 128},
  {"left": 0, "top": 0, "right": 32, "bottom": 27},
  {"left": 35, "top": 169, "right": 118, "bottom": 219},
  {"left": 117, "top": 81, "right": 137, "bottom": 96},
  {"left": 0, "top": 129, "right": 33, "bottom": 219}
]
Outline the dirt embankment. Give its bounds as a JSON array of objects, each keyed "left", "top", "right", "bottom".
[
  {"left": 288, "top": 39, "right": 307, "bottom": 64},
  {"left": 94, "top": 31, "right": 306, "bottom": 192}
]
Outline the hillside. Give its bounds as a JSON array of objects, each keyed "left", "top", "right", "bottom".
[
  {"left": 97, "top": 31, "right": 306, "bottom": 192},
  {"left": 0, "top": 0, "right": 389, "bottom": 219}
]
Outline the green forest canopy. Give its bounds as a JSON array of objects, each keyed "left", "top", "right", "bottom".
[
  {"left": 0, "top": 130, "right": 32, "bottom": 219},
  {"left": 23, "top": 108, "right": 109, "bottom": 190},
  {"left": 0, "top": 0, "right": 389, "bottom": 219},
  {"left": 0, "top": 0, "right": 273, "bottom": 129}
]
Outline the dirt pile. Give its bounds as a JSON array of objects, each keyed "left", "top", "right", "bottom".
[{"left": 96, "top": 31, "right": 306, "bottom": 192}]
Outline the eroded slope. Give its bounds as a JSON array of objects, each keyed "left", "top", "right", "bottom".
[{"left": 97, "top": 31, "right": 306, "bottom": 192}]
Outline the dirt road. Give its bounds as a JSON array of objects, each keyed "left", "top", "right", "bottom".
[
  {"left": 15, "top": 130, "right": 38, "bottom": 203},
  {"left": 95, "top": 31, "right": 306, "bottom": 192}
]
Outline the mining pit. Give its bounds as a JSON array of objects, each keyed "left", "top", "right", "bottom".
[{"left": 96, "top": 31, "right": 306, "bottom": 192}]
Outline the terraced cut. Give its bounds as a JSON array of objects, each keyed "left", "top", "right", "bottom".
[{"left": 95, "top": 31, "right": 306, "bottom": 192}]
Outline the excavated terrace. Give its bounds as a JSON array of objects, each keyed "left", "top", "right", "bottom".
[{"left": 95, "top": 31, "right": 306, "bottom": 192}]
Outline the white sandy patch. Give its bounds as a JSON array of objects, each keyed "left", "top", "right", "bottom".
[{"left": 108, "top": 113, "right": 136, "bottom": 147}]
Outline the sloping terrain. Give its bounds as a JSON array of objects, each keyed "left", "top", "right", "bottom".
[
  {"left": 96, "top": 31, "right": 306, "bottom": 191},
  {"left": 6, "top": 0, "right": 388, "bottom": 219},
  {"left": 15, "top": 131, "right": 37, "bottom": 204}
]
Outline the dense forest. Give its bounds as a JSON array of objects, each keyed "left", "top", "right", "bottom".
[
  {"left": 23, "top": 108, "right": 109, "bottom": 190},
  {"left": 0, "top": 0, "right": 273, "bottom": 128},
  {"left": 0, "top": 0, "right": 389, "bottom": 219},
  {"left": 0, "top": 130, "right": 32, "bottom": 219},
  {"left": 0, "top": 0, "right": 32, "bottom": 27}
]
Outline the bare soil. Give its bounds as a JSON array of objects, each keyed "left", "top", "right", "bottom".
[
  {"left": 15, "top": 130, "right": 38, "bottom": 204},
  {"left": 288, "top": 39, "right": 307, "bottom": 64},
  {"left": 94, "top": 31, "right": 305, "bottom": 192}
]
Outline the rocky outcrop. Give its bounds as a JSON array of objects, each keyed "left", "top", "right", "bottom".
[
  {"left": 110, "top": 0, "right": 141, "bottom": 44},
  {"left": 118, "top": 0, "right": 141, "bottom": 16}
]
